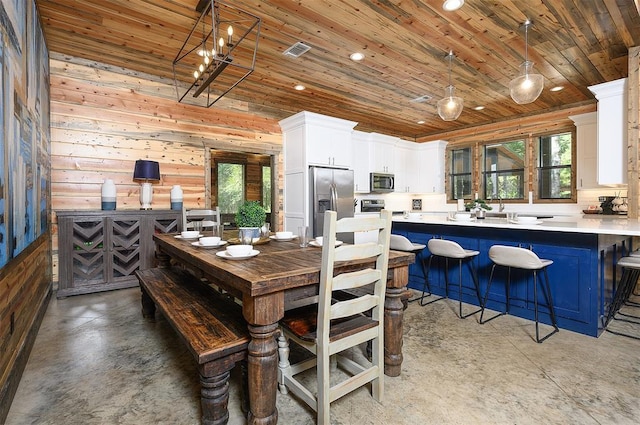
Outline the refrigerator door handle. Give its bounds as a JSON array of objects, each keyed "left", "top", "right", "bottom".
[{"left": 330, "top": 183, "right": 337, "bottom": 211}]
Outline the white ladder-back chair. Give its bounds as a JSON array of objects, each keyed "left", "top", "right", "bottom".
[
  {"left": 183, "top": 207, "right": 220, "bottom": 232},
  {"left": 277, "top": 210, "right": 392, "bottom": 425}
]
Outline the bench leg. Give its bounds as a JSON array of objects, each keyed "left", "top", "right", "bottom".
[
  {"left": 200, "top": 359, "right": 237, "bottom": 425},
  {"left": 140, "top": 286, "right": 156, "bottom": 319}
]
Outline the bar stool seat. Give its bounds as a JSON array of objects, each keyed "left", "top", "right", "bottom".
[
  {"left": 426, "top": 238, "right": 482, "bottom": 319},
  {"left": 603, "top": 256, "right": 640, "bottom": 339},
  {"left": 390, "top": 234, "right": 444, "bottom": 305},
  {"left": 479, "top": 245, "right": 559, "bottom": 343}
]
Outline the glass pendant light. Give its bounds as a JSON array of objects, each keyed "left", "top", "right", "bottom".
[
  {"left": 437, "top": 51, "right": 464, "bottom": 121},
  {"left": 510, "top": 20, "right": 544, "bottom": 104}
]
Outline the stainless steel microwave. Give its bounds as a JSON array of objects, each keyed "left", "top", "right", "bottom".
[{"left": 370, "top": 172, "right": 395, "bottom": 193}]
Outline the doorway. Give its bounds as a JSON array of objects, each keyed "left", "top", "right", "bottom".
[{"left": 211, "top": 150, "right": 273, "bottom": 228}]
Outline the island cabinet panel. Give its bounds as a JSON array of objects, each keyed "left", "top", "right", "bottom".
[
  {"left": 394, "top": 222, "right": 627, "bottom": 337},
  {"left": 57, "top": 210, "right": 181, "bottom": 297}
]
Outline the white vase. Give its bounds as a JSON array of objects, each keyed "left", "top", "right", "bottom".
[
  {"left": 101, "top": 179, "right": 117, "bottom": 210},
  {"left": 170, "top": 185, "right": 183, "bottom": 211}
]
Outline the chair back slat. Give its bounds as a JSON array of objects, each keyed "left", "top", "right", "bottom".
[
  {"left": 332, "top": 269, "right": 381, "bottom": 292},
  {"left": 334, "top": 243, "right": 382, "bottom": 262},
  {"left": 335, "top": 216, "right": 387, "bottom": 234},
  {"left": 331, "top": 295, "right": 379, "bottom": 320}
]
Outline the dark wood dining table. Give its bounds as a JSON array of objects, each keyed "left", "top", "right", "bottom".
[{"left": 153, "top": 232, "right": 414, "bottom": 425}]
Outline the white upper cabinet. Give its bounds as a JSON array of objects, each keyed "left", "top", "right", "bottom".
[
  {"left": 352, "top": 131, "right": 371, "bottom": 193},
  {"left": 570, "top": 112, "right": 598, "bottom": 189},
  {"left": 394, "top": 140, "right": 417, "bottom": 193},
  {"left": 279, "top": 111, "right": 357, "bottom": 170},
  {"left": 419, "top": 140, "right": 448, "bottom": 193},
  {"left": 588, "top": 78, "right": 628, "bottom": 185},
  {"left": 369, "top": 133, "right": 399, "bottom": 173}
]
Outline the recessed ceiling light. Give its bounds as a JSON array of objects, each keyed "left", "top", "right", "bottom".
[
  {"left": 550, "top": 86, "right": 564, "bottom": 92},
  {"left": 443, "top": 0, "right": 464, "bottom": 11},
  {"left": 294, "top": 84, "right": 305, "bottom": 91},
  {"left": 350, "top": 52, "right": 365, "bottom": 61},
  {"left": 417, "top": 120, "right": 425, "bottom": 124},
  {"left": 473, "top": 105, "right": 485, "bottom": 111}
]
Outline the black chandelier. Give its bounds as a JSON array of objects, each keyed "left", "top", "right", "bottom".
[{"left": 173, "top": 0, "right": 261, "bottom": 107}]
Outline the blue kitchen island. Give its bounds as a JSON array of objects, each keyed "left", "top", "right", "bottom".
[{"left": 393, "top": 214, "right": 640, "bottom": 337}]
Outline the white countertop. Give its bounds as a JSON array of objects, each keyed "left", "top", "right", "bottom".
[{"left": 393, "top": 214, "right": 640, "bottom": 237}]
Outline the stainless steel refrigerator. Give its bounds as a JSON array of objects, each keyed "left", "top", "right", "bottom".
[{"left": 309, "top": 166, "right": 355, "bottom": 243}]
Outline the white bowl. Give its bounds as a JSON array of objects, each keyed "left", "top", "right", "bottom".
[
  {"left": 315, "top": 236, "right": 324, "bottom": 245},
  {"left": 199, "top": 236, "right": 221, "bottom": 246},
  {"left": 516, "top": 216, "right": 537, "bottom": 223},
  {"left": 455, "top": 213, "right": 471, "bottom": 220},
  {"left": 181, "top": 230, "right": 200, "bottom": 239},
  {"left": 276, "top": 231, "right": 293, "bottom": 239},
  {"left": 226, "top": 244, "right": 253, "bottom": 257}
]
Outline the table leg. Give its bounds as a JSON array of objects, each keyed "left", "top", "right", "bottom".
[
  {"left": 384, "top": 286, "right": 404, "bottom": 377},
  {"left": 246, "top": 322, "right": 279, "bottom": 425}
]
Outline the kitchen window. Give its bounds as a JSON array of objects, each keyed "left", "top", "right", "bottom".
[
  {"left": 483, "top": 140, "right": 526, "bottom": 200},
  {"left": 450, "top": 147, "right": 472, "bottom": 200},
  {"left": 537, "top": 132, "right": 572, "bottom": 199},
  {"left": 446, "top": 130, "right": 575, "bottom": 203}
]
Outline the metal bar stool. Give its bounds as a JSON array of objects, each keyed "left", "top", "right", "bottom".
[
  {"left": 426, "top": 238, "right": 482, "bottom": 319},
  {"left": 479, "top": 245, "right": 559, "bottom": 343},
  {"left": 603, "top": 256, "right": 640, "bottom": 340},
  {"left": 390, "top": 234, "right": 444, "bottom": 305}
]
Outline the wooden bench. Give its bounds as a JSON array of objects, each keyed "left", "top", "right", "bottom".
[{"left": 135, "top": 268, "right": 250, "bottom": 425}]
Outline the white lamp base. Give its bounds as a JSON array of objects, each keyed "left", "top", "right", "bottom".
[{"left": 139, "top": 182, "right": 153, "bottom": 210}]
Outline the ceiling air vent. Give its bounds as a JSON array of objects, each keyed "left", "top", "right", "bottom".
[
  {"left": 283, "top": 42, "right": 311, "bottom": 58},
  {"left": 411, "top": 95, "right": 432, "bottom": 103}
]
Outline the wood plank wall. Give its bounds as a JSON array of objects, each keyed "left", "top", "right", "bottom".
[
  {"left": 49, "top": 55, "right": 284, "bottom": 282},
  {"left": 627, "top": 46, "right": 639, "bottom": 219},
  {"left": 0, "top": 235, "right": 52, "bottom": 421}
]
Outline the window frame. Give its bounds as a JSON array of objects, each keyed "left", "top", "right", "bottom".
[
  {"left": 449, "top": 147, "right": 473, "bottom": 200},
  {"left": 535, "top": 131, "right": 575, "bottom": 200},
  {"left": 482, "top": 140, "right": 527, "bottom": 201},
  {"left": 446, "top": 128, "right": 576, "bottom": 205}
]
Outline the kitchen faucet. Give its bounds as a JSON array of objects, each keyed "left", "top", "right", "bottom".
[{"left": 498, "top": 196, "right": 505, "bottom": 212}]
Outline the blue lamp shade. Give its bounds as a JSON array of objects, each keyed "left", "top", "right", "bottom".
[{"left": 133, "top": 160, "right": 160, "bottom": 182}]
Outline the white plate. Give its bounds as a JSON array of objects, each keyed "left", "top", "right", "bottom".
[
  {"left": 216, "top": 249, "right": 260, "bottom": 260},
  {"left": 269, "top": 235, "right": 298, "bottom": 242},
  {"left": 510, "top": 219, "right": 543, "bottom": 225},
  {"left": 175, "top": 234, "right": 203, "bottom": 240},
  {"left": 309, "top": 240, "right": 343, "bottom": 248},
  {"left": 191, "top": 240, "right": 228, "bottom": 249}
]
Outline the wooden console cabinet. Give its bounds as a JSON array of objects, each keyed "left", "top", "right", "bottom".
[{"left": 57, "top": 210, "right": 182, "bottom": 298}]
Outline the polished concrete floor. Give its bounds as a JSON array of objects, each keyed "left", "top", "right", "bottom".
[{"left": 6, "top": 287, "right": 640, "bottom": 425}]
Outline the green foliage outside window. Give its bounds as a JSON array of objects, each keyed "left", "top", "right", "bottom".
[
  {"left": 262, "top": 166, "right": 271, "bottom": 213},
  {"left": 218, "top": 163, "right": 244, "bottom": 214}
]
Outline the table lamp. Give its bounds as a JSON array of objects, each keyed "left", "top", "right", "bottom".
[{"left": 133, "top": 160, "right": 160, "bottom": 210}]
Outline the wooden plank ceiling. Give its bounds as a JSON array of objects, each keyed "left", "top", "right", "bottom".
[{"left": 35, "top": 0, "right": 640, "bottom": 141}]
